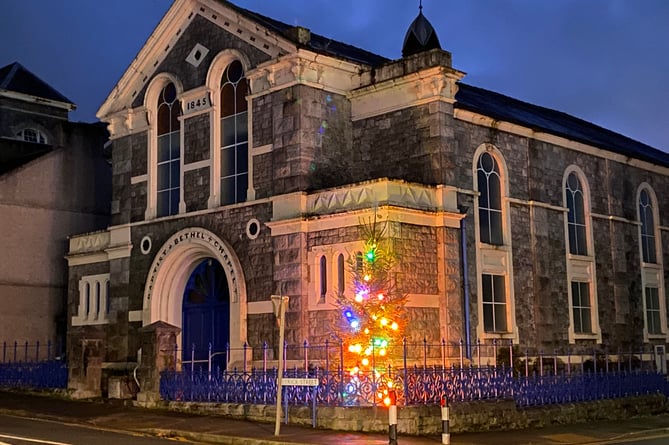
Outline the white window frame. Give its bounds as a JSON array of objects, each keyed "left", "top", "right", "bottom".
[
  {"left": 563, "top": 165, "right": 601, "bottom": 343},
  {"left": 144, "top": 74, "right": 185, "bottom": 220},
  {"left": 72, "top": 274, "right": 111, "bottom": 326},
  {"left": 16, "top": 127, "right": 48, "bottom": 144},
  {"left": 308, "top": 242, "right": 359, "bottom": 311},
  {"left": 472, "top": 143, "right": 517, "bottom": 342},
  {"left": 636, "top": 184, "right": 667, "bottom": 342},
  {"left": 206, "top": 50, "right": 254, "bottom": 208}
]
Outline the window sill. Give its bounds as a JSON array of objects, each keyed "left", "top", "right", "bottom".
[{"left": 72, "top": 316, "right": 110, "bottom": 326}]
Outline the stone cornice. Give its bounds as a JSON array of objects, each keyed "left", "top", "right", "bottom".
[
  {"left": 247, "top": 49, "right": 365, "bottom": 97},
  {"left": 66, "top": 226, "right": 132, "bottom": 266},
  {"left": 350, "top": 65, "right": 464, "bottom": 121},
  {"left": 455, "top": 108, "right": 669, "bottom": 177},
  {"left": 266, "top": 179, "right": 464, "bottom": 236}
]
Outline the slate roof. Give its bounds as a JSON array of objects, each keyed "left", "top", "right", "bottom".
[
  {"left": 455, "top": 83, "right": 669, "bottom": 168},
  {"left": 220, "top": 1, "right": 389, "bottom": 66},
  {"left": 0, "top": 62, "right": 74, "bottom": 105},
  {"left": 221, "top": 1, "right": 668, "bottom": 167}
]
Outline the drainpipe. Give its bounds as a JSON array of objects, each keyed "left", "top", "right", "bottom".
[{"left": 459, "top": 206, "right": 472, "bottom": 360}]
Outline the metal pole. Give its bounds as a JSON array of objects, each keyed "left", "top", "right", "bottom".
[
  {"left": 441, "top": 396, "right": 450, "bottom": 444},
  {"left": 388, "top": 390, "right": 398, "bottom": 445},
  {"left": 272, "top": 295, "right": 289, "bottom": 437}
]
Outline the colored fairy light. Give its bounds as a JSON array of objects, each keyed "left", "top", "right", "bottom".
[
  {"left": 350, "top": 320, "right": 359, "bottom": 329},
  {"left": 364, "top": 328, "right": 369, "bottom": 334},
  {"left": 364, "top": 347, "right": 372, "bottom": 356},
  {"left": 380, "top": 349, "right": 386, "bottom": 356},
  {"left": 345, "top": 310, "right": 353, "bottom": 318},
  {"left": 391, "top": 322, "right": 399, "bottom": 330},
  {"left": 380, "top": 318, "right": 388, "bottom": 326},
  {"left": 377, "top": 293, "right": 384, "bottom": 300},
  {"left": 348, "top": 345, "right": 356, "bottom": 353},
  {"left": 364, "top": 274, "right": 371, "bottom": 282},
  {"left": 355, "top": 294, "right": 363, "bottom": 303},
  {"left": 361, "top": 358, "right": 369, "bottom": 366}
]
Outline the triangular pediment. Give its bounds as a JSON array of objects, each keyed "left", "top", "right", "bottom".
[{"left": 97, "top": 0, "right": 297, "bottom": 120}]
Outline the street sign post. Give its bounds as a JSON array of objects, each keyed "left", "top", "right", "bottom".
[{"left": 271, "top": 295, "right": 289, "bottom": 437}]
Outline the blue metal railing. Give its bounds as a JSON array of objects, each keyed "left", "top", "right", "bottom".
[
  {"left": 160, "top": 339, "right": 669, "bottom": 408},
  {"left": 0, "top": 340, "right": 67, "bottom": 390}
]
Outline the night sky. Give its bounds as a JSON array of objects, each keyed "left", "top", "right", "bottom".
[{"left": 1, "top": 0, "right": 668, "bottom": 152}]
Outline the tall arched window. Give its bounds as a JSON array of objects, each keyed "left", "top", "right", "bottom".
[
  {"left": 565, "top": 172, "right": 587, "bottom": 255},
  {"left": 220, "top": 60, "right": 248, "bottom": 206},
  {"left": 639, "top": 189, "right": 657, "bottom": 263},
  {"left": 473, "top": 145, "right": 516, "bottom": 341},
  {"left": 84, "top": 283, "right": 90, "bottom": 317},
  {"left": 637, "top": 185, "right": 665, "bottom": 339},
  {"left": 563, "top": 167, "right": 599, "bottom": 341},
  {"left": 319, "top": 255, "right": 327, "bottom": 303},
  {"left": 477, "top": 152, "right": 503, "bottom": 245},
  {"left": 156, "top": 82, "right": 181, "bottom": 217},
  {"left": 337, "top": 253, "right": 345, "bottom": 295}
]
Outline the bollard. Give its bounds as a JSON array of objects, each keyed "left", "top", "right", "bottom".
[
  {"left": 441, "top": 396, "right": 450, "bottom": 444},
  {"left": 388, "top": 389, "right": 398, "bottom": 445}
]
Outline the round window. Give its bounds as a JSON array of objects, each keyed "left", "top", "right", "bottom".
[
  {"left": 140, "top": 236, "right": 152, "bottom": 254},
  {"left": 246, "top": 218, "right": 261, "bottom": 240}
]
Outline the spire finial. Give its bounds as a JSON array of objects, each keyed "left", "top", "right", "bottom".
[{"left": 419, "top": 0, "right": 423, "bottom": 12}]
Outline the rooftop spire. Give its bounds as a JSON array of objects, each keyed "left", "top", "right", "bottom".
[{"left": 402, "top": 1, "right": 442, "bottom": 58}]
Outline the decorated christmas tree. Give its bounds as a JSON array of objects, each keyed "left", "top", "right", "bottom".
[{"left": 336, "top": 214, "right": 408, "bottom": 405}]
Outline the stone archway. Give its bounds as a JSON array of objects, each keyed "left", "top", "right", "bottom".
[{"left": 142, "top": 228, "right": 248, "bottom": 364}]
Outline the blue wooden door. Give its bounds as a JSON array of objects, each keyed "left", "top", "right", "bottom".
[{"left": 182, "top": 258, "right": 230, "bottom": 372}]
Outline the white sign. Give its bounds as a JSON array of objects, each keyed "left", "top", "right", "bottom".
[{"left": 282, "top": 378, "right": 318, "bottom": 386}]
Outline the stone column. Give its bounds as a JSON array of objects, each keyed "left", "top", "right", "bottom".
[{"left": 136, "top": 321, "right": 180, "bottom": 405}]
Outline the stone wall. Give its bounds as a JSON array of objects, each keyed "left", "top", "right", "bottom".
[{"left": 156, "top": 394, "right": 668, "bottom": 435}]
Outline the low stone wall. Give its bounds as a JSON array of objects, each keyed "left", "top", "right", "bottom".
[{"left": 147, "top": 394, "right": 668, "bottom": 435}]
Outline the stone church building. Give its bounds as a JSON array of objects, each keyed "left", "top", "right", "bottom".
[{"left": 66, "top": 0, "right": 669, "bottom": 397}]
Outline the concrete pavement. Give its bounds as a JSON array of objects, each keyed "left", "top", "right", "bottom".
[{"left": 0, "top": 390, "right": 668, "bottom": 445}]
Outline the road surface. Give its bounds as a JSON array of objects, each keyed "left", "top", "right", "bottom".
[{"left": 0, "top": 414, "right": 201, "bottom": 445}]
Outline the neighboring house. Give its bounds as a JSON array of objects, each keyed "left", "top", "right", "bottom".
[
  {"left": 66, "top": 0, "right": 668, "bottom": 399},
  {"left": 0, "top": 62, "right": 110, "bottom": 351}
]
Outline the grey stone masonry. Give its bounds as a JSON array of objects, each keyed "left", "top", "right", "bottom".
[{"left": 131, "top": 14, "right": 272, "bottom": 110}]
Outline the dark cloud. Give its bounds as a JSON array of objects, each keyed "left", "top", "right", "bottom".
[{"left": 1, "top": 0, "right": 666, "bottom": 151}]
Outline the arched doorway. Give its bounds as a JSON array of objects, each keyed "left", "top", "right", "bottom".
[
  {"left": 182, "top": 258, "right": 230, "bottom": 371},
  {"left": 143, "top": 228, "right": 249, "bottom": 366}
]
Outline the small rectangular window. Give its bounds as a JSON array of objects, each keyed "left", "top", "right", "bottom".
[
  {"left": 646, "top": 287, "right": 661, "bottom": 335},
  {"left": 571, "top": 281, "right": 592, "bottom": 333},
  {"left": 482, "top": 274, "right": 507, "bottom": 332}
]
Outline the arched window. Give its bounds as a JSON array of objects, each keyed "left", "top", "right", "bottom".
[
  {"left": 639, "top": 189, "right": 657, "bottom": 263},
  {"left": 563, "top": 167, "right": 599, "bottom": 341},
  {"left": 16, "top": 128, "right": 47, "bottom": 144},
  {"left": 476, "top": 152, "right": 503, "bottom": 245},
  {"left": 565, "top": 172, "right": 587, "bottom": 255},
  {"left": 337, "top": 253, "right": 345, "bottom": 295},
  {"left": 95, "top": 281, "right": 101, "bottom": 320},
  {"left": 106, "top": 280, "right": 111, "bottom": 315},
  {"left": 637, "top": 185, "right": 665, "bottom": 339},
  {"left": 220, "top": 60, "right": 248, "bottom": 206},
  {"left": 84, "top": 283, "right": 90, "bottom": 317},
  {"left": 473, "top": 145, "right": 516, "bottom": 340},
  {"left": 319, "top": 255, "right": 327, "bottom": 303},
  {"left": 156, "top": 82, "right": 181, "bottom": 217},
  {"left": 355, "top": 251, "right": 363, "bottom": 273}
]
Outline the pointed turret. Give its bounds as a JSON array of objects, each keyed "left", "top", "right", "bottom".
[{"left": 402, "top": 2, "right": 442, "bottom": 57}]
